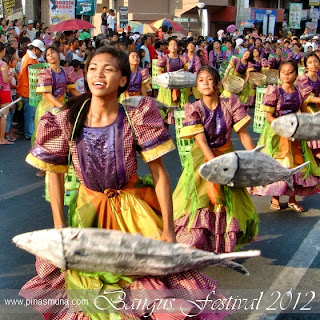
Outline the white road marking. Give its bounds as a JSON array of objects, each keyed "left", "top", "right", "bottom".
[
  {"left": 246, "top": 219, "right": 320, "bottom": 320},
  {"left": 0, "top": 181, "right": 44, "bottom": 202}
]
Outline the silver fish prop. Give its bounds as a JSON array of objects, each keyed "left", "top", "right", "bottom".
[
  {"left": 13, "top": 228, "right": 260, "bottom": 276},
  {"left": 122, "top": 96, "right": 175, "bottom": 113},
  {"left": 199, "top": 146, "right": 310, "bottom": 189},
  {"left": 271, "top": 112, "right": 320, "bottom": 141},
  {"left": 152, "top": 70, "right": 197, "bottom": 89}
]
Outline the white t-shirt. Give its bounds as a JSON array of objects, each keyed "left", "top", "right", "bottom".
[
  {"left": 27, "top": 28, "right": 36, "bottom": 41},
  {"left": 107, "top": 15, "right": 115, "bottom": 31}
]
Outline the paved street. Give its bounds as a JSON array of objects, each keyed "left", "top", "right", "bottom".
[{"left": 0, "top": 109, "right": 319, "bottom": 320}]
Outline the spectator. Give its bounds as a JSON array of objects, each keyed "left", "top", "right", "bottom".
[
  {"left": 13, "top": 19, "right": 21, "bottom": 37},
  {"left": 43, "top": 27, "right": 53, "bottom": 46},
  {"left": 140, "top": 35, "right": 151, "bottom": 68},
  {"left": 72, "top": 40, "right": 86, "bottom": 62},
  {"left": 0, "top": 42, "right": 16, "bottom": 145},
  {"left": 52, "top": 40, "right": 66, "bottom": 65},
  {"left": 27, "top": 20, "right": 36, "bottom": 41},
  {"left": 66, "top": 37, "right": 79, "bottom": 64},
  {"left": 79, "top": 29, "right": 91, "bottom": 40},
  {"left": 100, "top": 6, "right": 108, "bottom": 35},
  {"left": 70, "top": 59, "right": 86, "bottom": 94},
  {"left": 16, "top": 39, "right": 45, "bottom": 140},
  {"left": 147, "top": 34, "right": 158, "bottom": 60},
  {"left": 107, "top": 9, "right": 116, "bottom": 36}
]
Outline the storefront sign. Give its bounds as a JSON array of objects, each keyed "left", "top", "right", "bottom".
[
  {"left": 50, "top": 0, "right": 75, "bottom": 25},
  {"left": 119, "top": 6, "right": 128, "bottom": 28},
  {"left": 76, "top": 0, "right": 96, "bottom": 16},
  {"left": 309, "top": 0, "right": 320, "bottom": 6},
  {"left": 251, "top": 9, "right": 277, "bottom": 22},
  {"left": 3, "top": 0, "right": 22, "bottom": 20},
  {"left": 289, "top": 3, "right": 302, "bottom": 29}
]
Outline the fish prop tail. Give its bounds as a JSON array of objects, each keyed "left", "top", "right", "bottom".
[
  {"left": 286, "top": 161, "right": 311, "bottom": 190},
  {"left": 290, "top": 161, "right": 310, "bottom": 175}
]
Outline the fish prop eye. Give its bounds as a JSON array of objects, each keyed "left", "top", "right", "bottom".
[{"left": 223, "top": 168, "right": 228, "bottom": 171}]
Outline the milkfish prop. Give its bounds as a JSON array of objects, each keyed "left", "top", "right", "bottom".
[
  {"left": 13, "top": 228, "right": 260, "bottom": 276},
  {"left": 152, "top": 70, "right": 197, "bottom": 89},
  {"left": 122, "top": 96, "right": 175, "bottom": 114},
  {"left": 271, "top": 112, "right": 320, "bottom": 141},
  {"left": 199, "top": 146, "right": 310, "bottom": 189}
]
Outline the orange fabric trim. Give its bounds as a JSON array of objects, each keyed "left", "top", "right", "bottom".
[
  {"left": 80, "top": 174, "right": 160, "bottom": 230},
  {"left": 171, "top": 89, "right": 180, "bottom": 102}
]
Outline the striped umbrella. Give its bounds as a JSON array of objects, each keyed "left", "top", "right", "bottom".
[
  {"left": 128, "top": 21, "right": 142, "bottom": 29},
  {"left": 152, "top": 18, "right": 185, "bottom": 32},
  {"left": 133, "top": 23, "right": 157, "bottom": 34}
]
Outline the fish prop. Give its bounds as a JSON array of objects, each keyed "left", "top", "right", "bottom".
[
  {"left": 122, "top": 96, "right": 175, "bottom": 114},
  {"left": 152, "top": 70, "right": 197, "bottom": 89},
  {"left": 13, "top": 228, "right": 260, "bottom": 276},
  {"left": 271, "top": 112, "right": 320, "bottom": 141},
  {"left": 199, "top": 146, "right": 310, "bottom": 189}
]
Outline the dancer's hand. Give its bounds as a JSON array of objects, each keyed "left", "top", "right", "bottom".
[{"left": 161, "top": 229, "right": 176, "bottom": 243}]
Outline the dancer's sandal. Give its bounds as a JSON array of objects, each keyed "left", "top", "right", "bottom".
[
  {"left": 270, "top": 201, "right": 281, "bottom": 211},
  {"left": 288, "top": 202, "right": 304, "bottom": 213}
]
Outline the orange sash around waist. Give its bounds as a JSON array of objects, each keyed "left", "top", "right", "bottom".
[{"left": 78, "top": 174, "right": 161, "bottom": 230}]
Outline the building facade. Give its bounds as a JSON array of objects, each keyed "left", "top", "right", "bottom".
[{"left": 92, "top": 0, "right": 284, "bottom": 36}]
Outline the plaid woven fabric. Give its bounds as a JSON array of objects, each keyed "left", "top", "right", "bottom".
[
  {"left": 32, "top": 97, "right": 172, "bottom": 185},
  {"left": 175, "top": 208, "right": 240, "bottom": 254},
  {"left": 21, "top": 258, "right": 232, "bottom": 320}
]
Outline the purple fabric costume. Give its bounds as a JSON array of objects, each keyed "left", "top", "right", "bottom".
[
  {"left": 209, "top": 50, "right": 227, "bottom": 69},
  {"left": 248, "top": 59, "right": 262, "bottom": 73},
  {"left": 37, "top": 67, "right": 78, "bottom": 97},
  {"left": 229, "top": 57, "right": 248, "bottom": 77},
  {"left": 184, "top": 54, "right": 201, "bottom": 74},
  {"left": 174, "top": 96, "right": 257, "bottom": 254},
  {"left": 249, "top": 84, "right": 320, "bottom": 197},
  {"left": 288, "top": 52, "right": 304, "bottom": 64},
  {"left": 156, "top": 54, "right": 186, "bottom": 72},
  {"left": 296, "top": 74, "right": 320, "bottom": 150}
]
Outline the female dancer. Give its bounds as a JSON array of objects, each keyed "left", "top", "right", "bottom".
[
  {"left": 269, "top": 47, "right": 285, "bottom": 70},
  {"left": 22, "top": 46, "right": 230, "bottom": 320},
  {"left": 184, "top": 41, "right": 202, "bottom": 99},
  {"left": 121, "top": 50, "right": 149, "bottom": 99},
  {"left": 173, "top": 66, "right": 259, "bottom": 253},
  {"left": 32, "top": 46, "right": 79, "bottom": 176},
  {"left": 296, "top": 52, "right": 320, "bottom": 160},
  {"left": 288, "top": 43, "right": 304, "bottom": 67},
  {"left": 157, "top": 38, "right": 188, "bottom": 124},
  {"left": 32, "top": 46, "right": 79, "bottom": 145},
  {"left": 249, "top": 60, "right": 320, "bottom": 212},
  {"left": 225, "top": 39, "right": 236, "bottom": 60},
  {"left": 209, "top": 40, "right": 227, "bottom": 70},
  {"left": 222, "top": 49, "right": 254, "bottom": 106}
]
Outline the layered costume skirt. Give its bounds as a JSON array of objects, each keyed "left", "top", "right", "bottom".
[
  {"left": 173, "top": 142, "right": 259, "bottom": 254},
  {"left": 20, "top": 175, "right": 231, "bottom": 320}
]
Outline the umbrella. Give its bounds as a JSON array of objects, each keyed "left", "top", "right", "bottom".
[
  {"left": 152, "top": 18, "right": 185, "bottom": 32},
  {"left": 227, "top": 24, "right": 237, "bottom": 33},
  {"left": 133, "top": 23, "right": 156, "bottom": 34},
  {"left": 172, "top": 31, "right": 187, "bottom": 40},
  {"left": 128, "top": 21, "right": 142, "bottom": 29},
  {"left": 50, "top": 19, "right": 95, "bottom": 32}
]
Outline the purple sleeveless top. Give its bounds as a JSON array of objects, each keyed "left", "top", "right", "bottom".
[
  {"left": 128, "top": 69, "right": 143, "bottom": 92},
  {"left": 203, "top": 102, "right": 227, "bottom": 148},
  {"left": 76, "top": 107, "right": 127, "bottom": 192},
  {"left": 277, "top": 87, "right": 301, "bottom": 117},
  {"left": 308, "top": 77, "right": 320, "bottom": 96}
]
